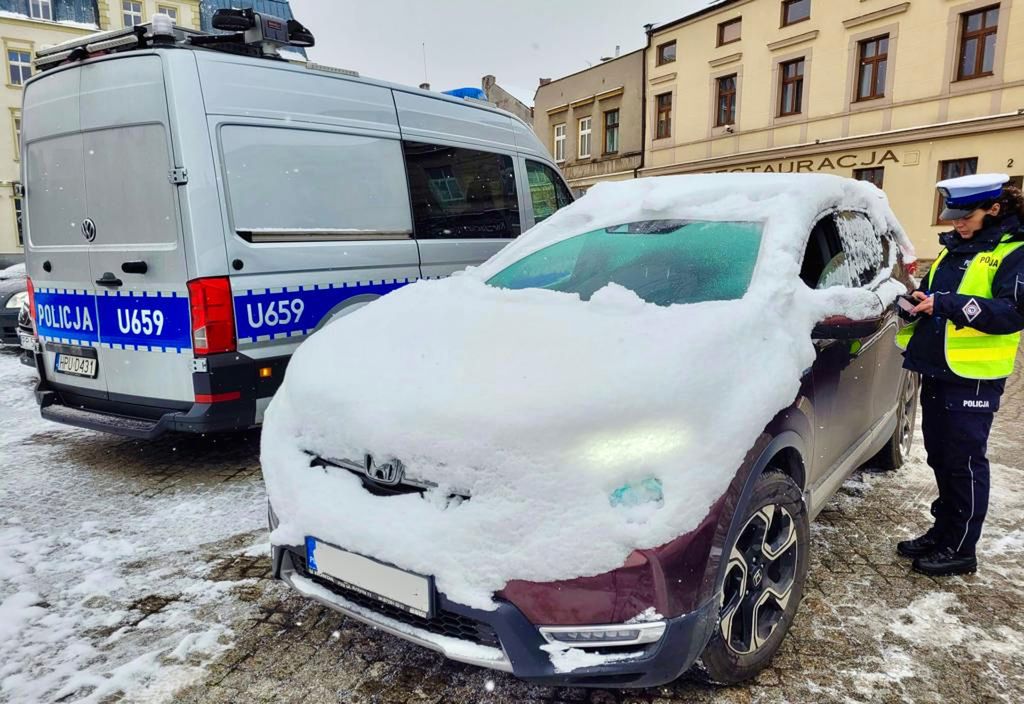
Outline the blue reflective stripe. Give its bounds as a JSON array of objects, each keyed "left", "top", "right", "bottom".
[
  {"left": 34, "top": 290, "right": 100, "bottom": 345},
  {"left": 95, "top": 293, "right": 192, "bottom": 351},
  {"left": 233, "top": 279, "right": 411, "bottom": 341}
]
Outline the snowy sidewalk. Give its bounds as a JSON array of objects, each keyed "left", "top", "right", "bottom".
[{"left": 1, "top": 348, "right": 1022, "bottom": 703}]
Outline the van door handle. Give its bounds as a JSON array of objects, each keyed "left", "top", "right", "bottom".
[
  {"left": 95, "top": 272, "right": 123, "bottom": 287},
  {"left": 121, "top": 260, "right": 148, "bottom": 275}
]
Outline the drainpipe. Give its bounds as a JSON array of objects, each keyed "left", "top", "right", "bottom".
[{"left": 640, "top": 23, "right": 654, "bottom": 179}]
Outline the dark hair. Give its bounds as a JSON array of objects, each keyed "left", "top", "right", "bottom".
[{"left": 980, "top": 185, "right": 1024, "bottom": 228}]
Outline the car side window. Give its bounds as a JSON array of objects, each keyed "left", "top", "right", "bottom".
[
  {"left": 525, "top": 160, "right": 573, "bottom": 224},
  {"left": 834, "top": 211, "right": 884, "bottom": 286},
  {"left": 801, "top": 216, "right": 851, "bottom": 289}
]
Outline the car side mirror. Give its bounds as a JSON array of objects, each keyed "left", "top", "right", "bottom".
[{"left": 812, "top": 315, "right": 883, "bottom": 340}]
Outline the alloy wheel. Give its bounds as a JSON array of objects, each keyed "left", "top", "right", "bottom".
[
  {"left": 718, "top": 504, "right": 799, "bottom": 655},
  {"left": 898, "top": 373, "right": 917, "bottom": 458}
]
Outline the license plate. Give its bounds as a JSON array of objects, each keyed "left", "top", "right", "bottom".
[
  {"left": 55, "top": 352, "right": 98, "bottom": 378},
  {"left": 305, "top": 538, "right": 434, "bottom": 618},
  {"left": 18, "top": 331, "right": 34, "bottom": 351}
]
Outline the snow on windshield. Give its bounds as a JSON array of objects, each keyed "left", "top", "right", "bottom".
[{"left": 261, "top": 174, "right": 912, "bottom": 611}]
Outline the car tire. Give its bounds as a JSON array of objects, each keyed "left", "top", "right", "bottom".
[
  {"left": 868, "top": 371, "right": 919, "bottom": 471},
  {"left": 695, "top": 470, "right": 809, "bottom": 685}
]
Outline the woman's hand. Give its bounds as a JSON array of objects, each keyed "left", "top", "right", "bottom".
[{"left": 910, "top": 290, "right": 934, "bottom": 316}]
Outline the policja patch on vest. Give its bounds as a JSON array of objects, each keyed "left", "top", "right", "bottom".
[{"left": 962, "top": 297, "right": 983, "bottom": 323}]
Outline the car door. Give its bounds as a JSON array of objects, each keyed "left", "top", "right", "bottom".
[{"left": 803, "top": 212, "right": 880, "bottom": 483}]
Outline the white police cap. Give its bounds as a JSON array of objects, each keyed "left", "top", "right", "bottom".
[{"left": 936, "top": 173, "right": 1009, "bottom": 220}]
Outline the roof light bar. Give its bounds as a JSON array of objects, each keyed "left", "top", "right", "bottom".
[
  {"left": 36, "top": 25, "right": 139, "bottom": 59},
  {"left": 86, "top": 34, "right": 142, "bottom": 54},
  {"left": 33, "top": 49, "right": 74, "bottom": 70}
]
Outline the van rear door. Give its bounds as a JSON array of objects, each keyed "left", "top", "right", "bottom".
[{"left": 79, "top": 57, "right": 194, "bottom": 407}]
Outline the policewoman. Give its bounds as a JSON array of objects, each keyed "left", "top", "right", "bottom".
[{"left": 895, "top": 173, "right": 1024, "bottom": 576}]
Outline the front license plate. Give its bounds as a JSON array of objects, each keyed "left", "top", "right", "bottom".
[
  {"left": 55, "top": 352, "right": 98, "bottom": 378},
  {"left": 18, "top": 331, "right": 34, "bottom": 351},
  {"left": 305, "top": 538, "right": 434, "bottom": 618}
]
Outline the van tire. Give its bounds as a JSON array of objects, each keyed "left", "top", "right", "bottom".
[{"left": 694, "top": 470, "right": 809, "bottom": 685}]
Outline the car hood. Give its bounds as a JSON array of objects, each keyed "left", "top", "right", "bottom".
[
  {"left": 262, "top": 275, "right": 825, "bottom": 609},
  {"left": 0, "top": 276, "right": 25, "bottom": 301}
]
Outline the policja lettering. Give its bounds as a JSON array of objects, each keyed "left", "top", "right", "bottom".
[
  {"left": 36, "top": 302, "right": 94, "bottom": 332},
  {"left": 894, "top": 173, "right": 1024, "bottom": 577}
]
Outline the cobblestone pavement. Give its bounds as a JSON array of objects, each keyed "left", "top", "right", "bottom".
[{"left": 4, "top": 350, "right": 1024, "bottom": 704}]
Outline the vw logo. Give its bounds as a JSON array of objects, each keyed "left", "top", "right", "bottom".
[
  {"left": 81, "top": 218, "right": 97, "bottom": 242},
  {"left": 364, "top": 454, "right": 405, "bottom": 486}
]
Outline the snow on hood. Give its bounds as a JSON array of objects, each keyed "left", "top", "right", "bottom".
[{"left": 262, "top": 174, "right": 911, "bottom": 610}]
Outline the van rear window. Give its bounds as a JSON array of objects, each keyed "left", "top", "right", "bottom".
[
  {"left": 403, "top": 141, "right": 520, "bottom": 239},
  {"left": 221, "top": 126, "right": 413, "bottom": 241}
]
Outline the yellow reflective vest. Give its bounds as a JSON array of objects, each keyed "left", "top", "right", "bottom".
[{"left": 896, "top": 235, "right": 1024, "bottom": 380}]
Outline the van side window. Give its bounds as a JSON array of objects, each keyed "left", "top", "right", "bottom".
[
  {"left": 526, "top": 160, "right": 573, "bottom": 224},
  {"left": 221, "top": 126, "right": 413, "bottom": 241},
  {"left": 403, "top": 141, "right": 520, "bottom": 239}
]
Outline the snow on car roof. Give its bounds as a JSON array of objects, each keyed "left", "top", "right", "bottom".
[{"left": 472, "top": 173, "right": 911, "bottom": 281}]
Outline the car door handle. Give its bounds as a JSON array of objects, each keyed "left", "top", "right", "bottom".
[
  {"left": 121, "top": 260, "right": 148, "bottom": 275},
  {"left": 95, "top": 272, "right": 123, "bottom": 287}
]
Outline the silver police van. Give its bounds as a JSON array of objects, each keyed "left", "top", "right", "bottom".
[{"left": 22, "top": 10, "right": 571, "bottom": 438}]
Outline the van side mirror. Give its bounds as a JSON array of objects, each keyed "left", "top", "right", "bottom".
[{"left": 812, "top": 315, "right": 883, "bottom": 340}]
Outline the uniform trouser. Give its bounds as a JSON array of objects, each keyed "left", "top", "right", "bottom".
[{"left": 919, "top": 377, "right": 994, "bottom": 555}]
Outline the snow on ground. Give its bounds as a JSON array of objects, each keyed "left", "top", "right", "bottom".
[{"left": 0, "top": 352, "right": 266, "bottom": 703}]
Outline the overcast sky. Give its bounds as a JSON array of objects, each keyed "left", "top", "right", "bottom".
[{"left": 289, "top": 0, "right": 717, "bottom": 106}]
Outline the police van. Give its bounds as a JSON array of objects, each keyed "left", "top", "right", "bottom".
[{"left": 23, "top": 10, "right": 572, "bottom": 438}]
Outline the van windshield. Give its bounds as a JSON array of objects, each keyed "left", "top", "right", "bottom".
[{"left": 485, "top": 220, "right": 763, "bottom": 306}]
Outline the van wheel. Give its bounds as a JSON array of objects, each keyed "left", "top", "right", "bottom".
[
  {"left": 869, "top": 371, "right": 919, "bottom": 471},
  {"left": 695, "top": 471, "right": 809, "bottom": 685}
]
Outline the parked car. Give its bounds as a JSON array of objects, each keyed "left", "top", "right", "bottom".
[
  {"left": 0, "top": 262, "right": 27, "bottom": 347},
  {"left": 262, "top": 174, "right": 919, "bottom": 687},
  {"left": 22, "top": 13, "right": 570, "bottom": 439},
  {"left": 17, "top": 299, "right": 35, "bottom": 367}
]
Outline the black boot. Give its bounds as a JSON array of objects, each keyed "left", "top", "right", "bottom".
[
  {"left": 896, "top": 530, "right": 941, "bottom": 558},
  {"left": 912, "top": 546, "right": 977, "bottom": 576}
]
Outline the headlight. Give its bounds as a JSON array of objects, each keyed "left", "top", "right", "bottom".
[
  {"left": 5, "top": 291, "right": 28, "bottom": 309},
  {"left": 609, "top": 477, "right": 663, "bottom": 507}
]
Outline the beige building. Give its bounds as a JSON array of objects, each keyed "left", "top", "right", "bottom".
[
  {"left": 0, "top": 1, "right": 200, "bottom": 265},
  {"left": 482, "top": 75, "right": 533, "bottom": 125},
  {"left": 534, "top": 49, "right": 644, "bottom": 193},
  {"left": 643, "top": 0, "right": 1024, "bottom": 259}
]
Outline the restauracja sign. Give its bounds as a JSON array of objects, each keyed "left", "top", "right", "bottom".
[{"left": 716, "top": 149, "right": 900, "bottom": 173}]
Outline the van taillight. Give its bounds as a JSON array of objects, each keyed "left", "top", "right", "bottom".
[
  {"left": 26, "top": 277, "right": 35, "bottom": 322},
  {"left": 187, "top": 277, "right": 236, "bottom": 356}
]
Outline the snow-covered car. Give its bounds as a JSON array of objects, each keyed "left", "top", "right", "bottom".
[
  {"left": 0, "top": 262, "right": 28, "bottom": 347},
  {"left": 262, "top": 174, "right": 918, "bottom": 687}
]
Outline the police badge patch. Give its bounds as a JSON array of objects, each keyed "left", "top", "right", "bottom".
[{"left": 963, "top": 297, "right": 983, "bottom": 323}]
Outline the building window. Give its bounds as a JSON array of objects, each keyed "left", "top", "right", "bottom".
[
  {"left": 158, "top": 5, "right": 178, "bottom": 22},
  {"left": 958, "top": 6, "right": 999, "bottom": 80},
  {"left": 853, "top": 167, "right": 884, "bottom": 189},
  {"left": 856, "top": 35, "right": 889, "bottom": 101},
  {"left": 936, "top": 158, "right": 979, "bottom": 222},
  {"left": 553, "top": 123, "right": 566, "bottom": 163},
  {"left": 7, "top": 50, "right": 31, "bottom": 86},
  {"left": 578, "top": 117, "right": 592, "bottom": 159},
  {"left": 123, "top": 1, "right": 143, "bottom": 27},
  {"left": 655, "top": 93, "right": 672, "bottom": 139},
  {"left": 781, "top": 0, "right": 810, "bottom": 27},
  {"left": 778, "top": 58, "right": 804, "bottom": 116},
  {"left": 718, "top": 18, "right": 742, "bottom": 46},
  {"left": 12, "top": 111, "right": 21, "bottom": 162},
  {"left": 716, "top": 75, "right": 737, "bottom": 127},
  {"left": 656, "top": 41, "right": 676, "bottom": 66},
  {"left": 14, "top": 194, "right": 23, "bottom": 246},
  {"left": 603, "top": 109, "right": 619, "bottom": 154},
  {"left": 29, "top": 0, "right": 53, "bottom": 21}
]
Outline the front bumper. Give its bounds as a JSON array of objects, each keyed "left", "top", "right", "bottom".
[
  {"left": 0, "top": 307, "right": 19, "bottom": 345},
  {"left": 272, "top": 545, "right": 719, "bottom": 688}
]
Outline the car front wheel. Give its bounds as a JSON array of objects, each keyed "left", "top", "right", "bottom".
[{"left": 696, "top": 470, "right": 809, "bottom": 684}]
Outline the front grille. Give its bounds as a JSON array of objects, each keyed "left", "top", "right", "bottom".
[{"left": 289, "top": 550, "right": 500, "bottom": 648}]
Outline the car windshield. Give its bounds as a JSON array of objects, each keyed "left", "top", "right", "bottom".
[{"left": 486, "top": 219, "right": 763, "bottom": 306}]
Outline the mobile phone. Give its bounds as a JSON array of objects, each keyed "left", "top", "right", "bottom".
[{"left": 896, "top": 295, "right": 918, "bottom": 314}]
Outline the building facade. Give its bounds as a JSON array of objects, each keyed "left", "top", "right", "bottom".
[
  {"left": 533, "top": 49, "right": 644, "bottom": 194},
  {"left": 482, "top": 74, "right": 533, "bottom": 125},
  {"left": 643, "top": 0, "right": 1024, "bottom": 258}
]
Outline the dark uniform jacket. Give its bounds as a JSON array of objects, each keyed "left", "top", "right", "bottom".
[{"left": 901, "top": 214, "right": 1024, "bottom": 411}]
